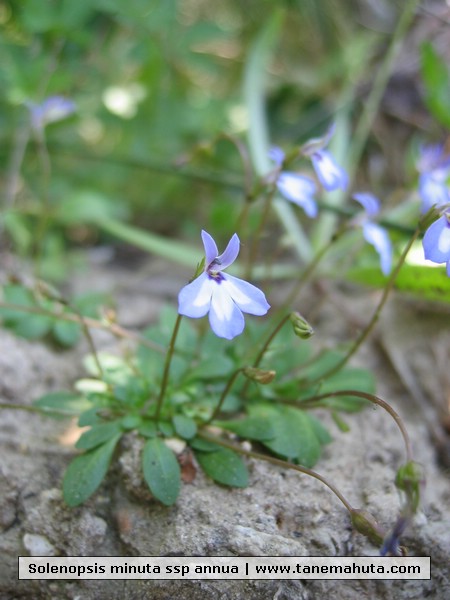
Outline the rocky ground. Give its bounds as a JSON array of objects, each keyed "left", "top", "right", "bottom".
[{"left": 1, "top": 251, "right": 449, "bottom": 599}]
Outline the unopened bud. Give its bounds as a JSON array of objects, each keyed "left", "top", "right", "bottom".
[
  {"left": 395, "top": 461, "right": 424, "bottom": 514},
  {"left": 290, "top": 312, "right": 314, "bottom": 339},
  {"left": 350, "top": 509, "right": 385, "bottom": 546},
  {"left": 243, "top": 367, "right": 276, "bottom": 384}
]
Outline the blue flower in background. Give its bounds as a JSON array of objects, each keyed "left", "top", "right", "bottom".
[
  {"left": 28, "top": 96, "right": 76, "bottom": 131},
  {"left": 423, "top": 210, "right": 450, "bottom": 277},
  {"left": 269, "top": 147, "right": 318, "bottom": 217},
  {"left": 178, "top": 231, "right": 270, "bottom": 340},
  {"left": 417, "top": 144, "right": 450, "bottom": 213},
  {"left": 352, "top": 193, "right": 393, "bottom": 275},
  {"left": 302, "top": 123, "right": 348, "bottom": 191}
]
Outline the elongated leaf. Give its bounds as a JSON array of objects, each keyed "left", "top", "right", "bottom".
[
  {"left": 52, "top": 320, "right": 81, "bottom": 347},
  {"left": 63, "top": 433, "right": 121, "bottom": 506},
  {"left": 195, "top": 448, "right": 248, "bottom": 488},
  {"left": 142, "top": 438, "right": 181, "bottom": 506},
  {"left": 75, "top": 421, "right": 122, "bottom": 450},
  {"left": 215, "top": 417, "right": 275, "bottom": 441},
  {"left": 249, "top": 404, "right": 325, "bottom": 467},
  {"left": 172, "top": 415, "right": 197, "bottom": 440},
  {"left": 100, "top": 219, "right": 200, "bottom": 267},
  {"left": 347, "top": 264, "right": 450, "bottom": 304},
  {"left": 421, "top": 42, "right": 450, "bottom": 128},
  {"left": 33, "top": 391, "right": 91, "bottom": 415},
  {"left": 189, "top": 437, "right": 222, "bottom": 452}
]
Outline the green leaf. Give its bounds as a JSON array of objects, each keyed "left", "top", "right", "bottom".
[
  {"left": 33, "top": 391, "right": 91, "bottom": 415},
  {"left": 52, "top": 319, "right": 81, "bottom": 347},
  {"left": 158, "top": 421, "right": 174, "bottom": 437},
  {"left": 138, "top": 420, "right": 158, "bottom": 438},
  {"left": 120, "top": 414, "right": 142, "bottom": 430},
  {"left": 195, "top": 448, "right": 248, "bottom": 488},
  {"left": 421, "top": 42, "right": 450, "bottom": 128},
  {"left": 63, "top": 433, "right": 121, "bottom": 507},
  {"left": 172, "top": 415, "right": 197, "bottom": 440},
  {"left": 75, "top": 421, "right": 122, "bottom": 450},
  {"left": 99, "top": 219, "right": 201, "bottom": 267},
  {"left": 249, "top": 404, "right": 324, "bottom": 467},
  {"left": 347, "top": 264, "right": 450, "bottom": 304},
  {"left": 215, "top": 416, "right": 275, "bottom": 441},
  {"left": 13, "top": 313, "right": 53, "bottom": 339},
  {"left": 142, "top": 438, "right": 181, "bottom": 506},
  {"left": 78, "top": 407, "right": 103, "bottom": 427},
  {"left": 189, "top": 437, "right": 222, "bottom": 452}
]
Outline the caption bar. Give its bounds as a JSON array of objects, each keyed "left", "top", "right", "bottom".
[{"left": 19, "top": 556, "right": 430, "bottom": 580}]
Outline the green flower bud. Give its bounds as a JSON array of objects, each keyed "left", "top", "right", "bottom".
[
  {"left": 350, "top": 508, "right": 385, "bottom": 546},
  {"left": 290, "top": 312, "right": 314, "bottom": 339},
  {"left": 395, "top": 461, "right": 424, "bottom": 514},
  {"left": 243, "top": 367, "right": 276, "bottom": 384}
]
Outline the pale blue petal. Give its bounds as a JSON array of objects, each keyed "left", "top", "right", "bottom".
[
  {"left": 277, "top": 173, "right": 318, "bottom": 217},
  {"left": 301, "top": 122, "right": 336, "bottom": 155},
  {"left": 352, "top": 192, "right": 380, "bottom": 217},
  {"left": 216, "top": 233, "right": 240, "bottom": 271},
  {"left": 419, "top": 173, "right": 450, "bottom": 213},
  {"left": 178, "top": 273, "right": 213, "bottom": 318},
  {"left": 268, "top": 146, "right": 285, "bottom": 166},
  {"left": 417, "top": 143, "right": 450, "bottom": 173},
  {"left": 362, "top": 222, "right": 392, "bottom": 275},
  {"left": 311, "top": 150, "right": 348, "bottom": 191},
  {"left": 209, "top": 284, "right": 245, "bottom": 339},
  {"left": 221, "top": 274, "right": 270, "bottom": 315},
  {"left": 423, "top": 215, "right": 450, "bottom": 264},
  {"left": 201, "top": 230, "right": 219, "bottom": 267},
  {"left": 30, "top": 96, "right": 75, "bottom": 130}
]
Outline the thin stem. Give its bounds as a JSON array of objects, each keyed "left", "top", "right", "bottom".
[
  {"left": 349, "top": 0, "right": 420, "bottom": 180},
  {"left": 0, "top": 301, "right": 165, "bottom": 353},
  {"left": 0, "top": 402, "right": 75, "bottom": 417},
  {"left": 198, "top": 429, "right": 354, "bottom": 513},
  {"left": 306, "top": 227, "right": 421, "bottom": 384},
  {"left": 245, "top": 184, "right": 277, "bottom": 279},
  {"left": 280, "top": 223, "right": 349, "bottom": 313},
  {"left": 206, "top": 368, "right": 244, "bottom": 425},
  {"left": 33, "top": 129, "right": 53, "bottom": 277},
  {"left": 38, "top": 286, "right": 104, "bottom": 378},
  {"left": 286, "top": 389, "right": 413, "bottom": 463},
  {"left": 154, "top": 313, "right": 183, "bottom": 421},
  {"left": 242, "top": 313, "right": 290, "bottom": 396}
]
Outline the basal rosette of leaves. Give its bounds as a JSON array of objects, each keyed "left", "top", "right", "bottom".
[{"left": 30, "top": 306, "right": 374, "bottom": 508}]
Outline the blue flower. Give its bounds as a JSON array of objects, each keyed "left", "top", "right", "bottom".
[
  {"left": 379, "top": 515, "right": 408, "bottom": 557},
  {"left": 28, "top": 96, "right": 76, "bottom": 131},
  {"left": 423, "top": 210, "right": 450, "bottom": 277},
  {"left": 178, "top": 231, "right": 270, "bottom": 339},
  {"left": 417, "top": 144, "right": 450, "bottom": 213},
  {"left": 269, "top": 147, "right": 318, "bottom": 217},
  {"left": 302, "top": 123, "right": 348, "bottom": 191},
  {"left": 353, "top": 193, "right": 393, "bottom": 275}
]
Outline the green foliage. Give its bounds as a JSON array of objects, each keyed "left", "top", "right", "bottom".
[
  {"left": 194, "top": 447, "right": 249, "bottom": 488},
  {"left": 0, "top": 283, "right": 107, "bottom": 346},
  {"left": 247, "top": 404, "right": 331, "bottom": 467},
  {"left": 142, "top": 438, "right": 181, "bottom": 506},
  {"left": 63, "top": 433, "right": 122, "bottom": 507},
  {"left": 347, "top": 264, "right": 450, "bottom": 305},
  {"left": 420, "top": 42, "right": 450, "bottom": 129}
]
